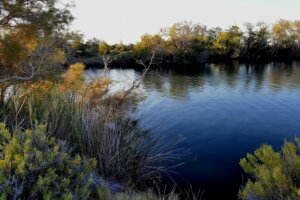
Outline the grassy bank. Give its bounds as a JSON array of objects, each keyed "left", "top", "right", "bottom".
[{"left": 0, "top": 63, "right": 182, "bottom": 199}]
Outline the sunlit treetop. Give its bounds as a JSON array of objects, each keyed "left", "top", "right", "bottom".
[
  {"left": 0, "top": 0, "right": 74, "bottom": 85},
  {"left": 0, "top": 0, "right": 73, "bottom": 33}
]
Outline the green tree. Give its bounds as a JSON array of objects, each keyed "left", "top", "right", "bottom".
[
  {"left": 241, "top": 22, "right": 270, "bottom": 60},
  {"left": 213, "top": 26, "right": 243, "bottom": 58},
  {"left": 66, "top": 31, "right": 84, "bottom": 53}
]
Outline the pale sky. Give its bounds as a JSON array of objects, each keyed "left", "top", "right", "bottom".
[{"left": 67, "top": 0, "right": 300, "bottom": 44}]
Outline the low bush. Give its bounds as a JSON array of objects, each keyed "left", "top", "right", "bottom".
[
  {"left": 239, "top": 138, "right": 300, "bottom": 200},
  {"left": 0, "top": 123, "right": 97, "bottom": 200}
]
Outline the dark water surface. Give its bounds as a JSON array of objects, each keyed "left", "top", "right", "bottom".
[{"left": 85, "top": 62, "right": 300, "bottom": 200}]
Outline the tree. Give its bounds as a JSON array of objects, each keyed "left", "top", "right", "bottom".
[
  {"left": 98, "top": 41, "right": 125, "bottom": 76},
  {"left": 271, "top": 19, "right": 298, "bottom": 57},
  {"left": 98, "top": 41, "right": 112, "bottom": 75},
  {"left": 272, "top": 20, "right": 294, "bottom": 48},
  {"left": 0, "top": 0, "right": 73, "bottom": 105},
  {"left": 66, "top": 31, "right": 85, "bottom": 54},
  {"left": 160, "top": 21, "right": 209, "bottom": 63},
  {"left": 213, "top": 26, "right": 243, "bottom": 58},
  {"left": 162, "top": 22, "right": 207, "bottom": 52},
  {"left": 241, "top": 22, "right": 270, "bottom": 60},
  {"left": 294, "top": 20, "right": 300, "bottom": 49},
  {"left": 134, "top": 34, "right": 164, "bottom": 57}
]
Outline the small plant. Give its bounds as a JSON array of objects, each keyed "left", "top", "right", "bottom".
[
  {"left": 0, "top": 123, "right": 97, "bottom": 200},
  {"left": 239, "top": 138, "right": 300, "bottom": 200}
]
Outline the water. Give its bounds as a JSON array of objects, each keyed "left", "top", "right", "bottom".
[{"left": 85, "top": 62, "right": 300, "bottom": 200}]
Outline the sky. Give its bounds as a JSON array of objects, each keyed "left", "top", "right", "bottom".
[{"left": 66, "top": 0, "right": 300, "bottom": 44}]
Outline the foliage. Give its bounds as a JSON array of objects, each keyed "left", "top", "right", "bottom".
[
  {"left": 134, "top": 34, "right": 164, "bottom": 57},
  {"left": 70, "top": 19, "right": 300, "bottom": 67},
  {"left": 0, "top": 123, "right": 97, "bottom": 199},
  {"left": 213, "top": 26, "right": 242, "bottom": 58},
  {"left": 66, "top": 31, "right": 84, "bottom": 51},
  {"left": 60, "top": 63, "right": 85, "bottom": 92},
  {"left": 0, "top": 0, "right": 73, "bottom": 107},
  {"left": 99, "top": 41, "right": 111, "bottom": 55},
  {"left": 239, "top": 138, "right": 300, "bottom": 200},
  {"left": 240, "top": 22, "right": 270, "bottom": 60},
  {"left": 0, "top": 0, "right": 73, "bottom": 72}
]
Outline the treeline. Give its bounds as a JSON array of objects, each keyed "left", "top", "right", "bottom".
[{"left": 68, "top": 20, "right": 300, "bottom": 67}]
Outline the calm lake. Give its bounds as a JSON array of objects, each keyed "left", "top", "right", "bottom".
[{"left": 85, "top": 62, "right": 300, "bottom": 200}]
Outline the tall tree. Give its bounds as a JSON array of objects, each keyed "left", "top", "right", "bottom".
[
  {"left": 272, "top": 19, "right": 297, "bottom": 57},
  {"left": 241, "top": 22, "right": 270, "bottom": 60}
]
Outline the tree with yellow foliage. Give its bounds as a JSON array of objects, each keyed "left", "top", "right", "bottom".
[
  {"left": 272, "top": 19, "right": 300, "bottom": 57},
  {"left": 134, "top": 34, "right": 163, "bottom": 57},
  {"left": 0, "top": 0, "right": 73, "bottom": 106}
]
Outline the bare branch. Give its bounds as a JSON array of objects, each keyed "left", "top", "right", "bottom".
[
  {"left": 0, "top": 40, "right": 59, "bottom": 84},
  {"left": 0, "top": 59, "right": 35, "bottom": 83},
  {"left": 121, "top": 52, "right": 156, "bottom": 99}
]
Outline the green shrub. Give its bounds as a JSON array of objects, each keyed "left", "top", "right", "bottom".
[
  {"left": 0, "top": 123, "right": 97, "bottom": 200},
  {"left": 239, "top": 139, "right": 300, "bottom": 200}
]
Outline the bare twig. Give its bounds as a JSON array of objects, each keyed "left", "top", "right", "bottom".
[
  {"left": 0, "top": 40, "right": 58, "bottom": 84},
  {"left": 121, "top": 52, "right": 156, "bottom": 99}
]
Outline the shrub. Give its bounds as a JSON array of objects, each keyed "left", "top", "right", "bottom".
[
  {"left": 239, "top": 138, "right": 300, "bottom": 200},
  {"left": 0, "top": 123, "right": 97, "bottom": 200}
]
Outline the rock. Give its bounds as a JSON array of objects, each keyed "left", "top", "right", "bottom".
[
  {"left": 85, "top": 171, "right": 124, "bottom": 194},
  {"left": 108, "top": 181, "right": 124, "bottom": 194}
]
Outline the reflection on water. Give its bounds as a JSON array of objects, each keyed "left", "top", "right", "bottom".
[
  {"left": 141, "top": 62, "right": 300, "bottom": 99},
  {"left": 85, "top": 62, "right": 300, "bottom": 200}
]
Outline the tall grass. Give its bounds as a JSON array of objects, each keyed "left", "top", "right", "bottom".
[
  {"left": 0, "top": 62, "right": 183, "bottom": 199},
  {"left": 2, "top": 84, "right": 178, "bottom": 189}
]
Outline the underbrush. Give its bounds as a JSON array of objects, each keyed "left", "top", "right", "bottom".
[{"left": 1, "top": 63, "right": 179, "bottom": 199}]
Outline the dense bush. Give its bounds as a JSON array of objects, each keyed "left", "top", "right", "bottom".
[
  {"left": 239, "top": 139, "right": 300, "bottom": 200},
  {"left": 0, "top": 123, "right": 97, "bottom": 200}
]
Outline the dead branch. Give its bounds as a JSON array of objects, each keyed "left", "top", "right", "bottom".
[
  {"left": 0, "top": 40, "right": 58, "bottom": 84},
  {"left": 121, "top": 52, "right": 156, "bottom": 99},
  {"left": 102, "top": 54, "right": 112, "bottom": 77}
]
